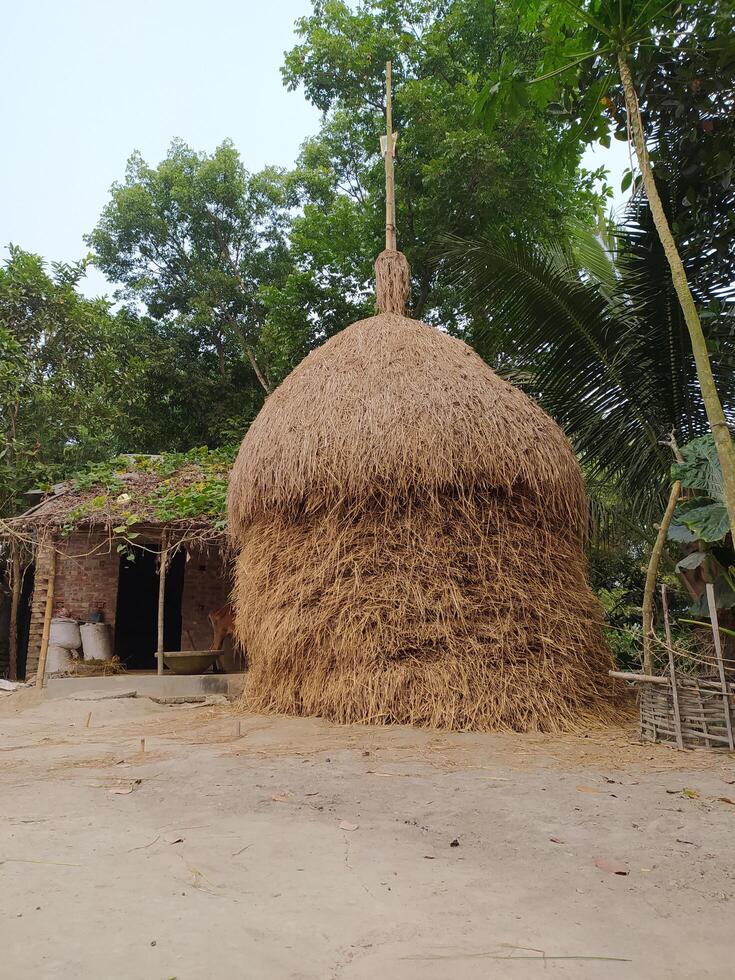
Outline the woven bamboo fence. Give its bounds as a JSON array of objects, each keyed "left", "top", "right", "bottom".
[
  {"left": 611, "top": 583, "right": 735, "bottom": 750},
  {"left": 638, "top": 674, "right": 735, "bottom": 749}
]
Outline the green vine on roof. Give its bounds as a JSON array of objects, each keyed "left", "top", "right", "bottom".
[{"left": 61, "top": 445, "right": 237, "bottom": 537}]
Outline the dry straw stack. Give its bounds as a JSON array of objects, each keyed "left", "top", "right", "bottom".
[
  {"left": 227, "top": 62, "right": 615, "bottom": 732},
  {"left": 227, "top": 269, "right": 616, "bottom": 732}
]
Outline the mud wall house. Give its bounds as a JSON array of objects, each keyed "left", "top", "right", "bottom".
[{"left": 2, "top": 452, "right": 235, "bottom": 679}]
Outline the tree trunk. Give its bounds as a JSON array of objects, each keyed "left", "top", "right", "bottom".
[
  {"left": 243, "top": 342, "right": 272, "bottom": 395},
  {"left": 642, "top": 480, "right": 681, "bottom": 674},
  {"left": 617, "top": 53, "right": 735, "bottom": 542}
]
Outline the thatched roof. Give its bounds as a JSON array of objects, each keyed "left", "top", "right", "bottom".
[
  {"left": 228, "top": 312, "right": 585, "bottom": 535},
  {"left": 5, "top": 449, "right": 232, "bottom": 541}
]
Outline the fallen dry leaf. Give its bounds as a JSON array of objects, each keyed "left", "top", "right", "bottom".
[
  {"left": 715, "top": 796, "right": 735, "bottom": 806},
  {"left": 271, "top": 793, "right": 291, "bottom": 803},
  {"left": 549, "top": 836, "right": 565, "bottom": 844},
  {"left": 595, "top": 857, "right": 629, "bottom": 876},
  {"left": 339, "top": 820, "right": 359, "bottom": 832}
]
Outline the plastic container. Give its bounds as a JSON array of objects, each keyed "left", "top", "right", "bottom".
[
  {"left": 46, "top": 644, "right": 72, "bottom": 673},
  {"left": 49, "top": 617, "right": 82, "bottom": 650},
  {"left": 80, "top": 623, "right": 114, "bottom": 662}
]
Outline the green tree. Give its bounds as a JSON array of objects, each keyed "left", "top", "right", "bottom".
[
  {"left": 449, "top": 205, "right": 735, "bottom": 522},
  {"left": 0, "top": 248, "right": 134, "bottom": 513},
  {"left": 478, "top": 0, "right": 735, "bottom": 540},
  {"left": 282, "top": 0, "right": 603, "bottom": 330},
  {"left": 88, "top": 140, "right": 293, "bottom": 394}
]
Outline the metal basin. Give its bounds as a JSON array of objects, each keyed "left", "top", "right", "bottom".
[{"left": 163, "top": 651, "right": 220, "bottom": 675}]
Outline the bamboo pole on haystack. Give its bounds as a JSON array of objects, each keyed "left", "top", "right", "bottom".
[
  {"left": 157, "top": 532, "right": 169, "bottom": 676},
  {"left": 374, "top": 61, "right": 410, "bottom": 316},
  {"left": 382, "top": 60, "right": 396, "bottom": 252}
]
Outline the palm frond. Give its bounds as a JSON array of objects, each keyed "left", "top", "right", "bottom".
[{"left": 443, "top": 214, "right": 735, "bottom": 526}]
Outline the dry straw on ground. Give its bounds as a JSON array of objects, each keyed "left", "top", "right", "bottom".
[{"left": 228, "top": 309, "right": 617, "bottom": 732}]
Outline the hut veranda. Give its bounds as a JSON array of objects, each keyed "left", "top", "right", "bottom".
[
  {"left": 227, "top": 65, "right": 617, "bottom": 733},
  {"left": 1, "top": 450, "right": 235, "bottom": 681}
]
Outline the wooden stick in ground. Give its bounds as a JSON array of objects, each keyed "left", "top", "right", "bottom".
[
  {"left": 642, "top": 480, "right": 681, "bottom": 674},
  {"left": 8, "top": 543, "right": 21, "bottom": 681},
  {"left": 157, "top": 534, "right": 168, "bottom": 676},
  {"left": 661, "top": 584, "right": 684, "bottom": 750},
  {"left": 36, "top": 542, "right": 57, "bottom": 689},
  {"left": 705, "top": 582, "right": 735, "bottom": 751}
]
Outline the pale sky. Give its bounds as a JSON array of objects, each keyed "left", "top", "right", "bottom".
[{"left": 1, "top": 0, "right": 627, "bottom": 299}]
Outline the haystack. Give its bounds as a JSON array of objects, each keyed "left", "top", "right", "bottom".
[{"left": 227, "top": 65, "right": 616, "bottom": 732}]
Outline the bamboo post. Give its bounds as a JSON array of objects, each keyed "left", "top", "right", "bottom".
[
  {"left": 8, "top": 543, "right": 21, "bottom": 681},
  {"left": 36, "top": 542, "right": 57, "bottom": 689},
  {"left": 661, "top": 584, "right": 684, "bottom": 750},
  {"left": 381, "top": 61, "right": 397, "bottom": 251},
  {"left": 642, "top": 480, "right": 681, "bottom": 673},
  {"left": 157, "top": 533, "right": 168, "bottom": 676},
  {"left": 618, "top": 52, "right": 735, "bottom": 544},
  {"left": 705, "top": 582, "right": 735, "bottom": 751}
]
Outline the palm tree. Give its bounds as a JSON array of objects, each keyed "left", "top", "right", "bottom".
[
  {"left": 477, "top": 0, "right": 735, "bottom": 538},
  {"left": 447, "top": 202, "right": 735, "bottom": 527}
]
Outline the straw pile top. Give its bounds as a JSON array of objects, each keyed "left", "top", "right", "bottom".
[{"left": 228, "top": 312, "right": 585, "bottom": 534}]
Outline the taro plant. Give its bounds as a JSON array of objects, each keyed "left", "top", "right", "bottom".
[{"left": 669, "top": 434, "right": 735, "bottom": 617}]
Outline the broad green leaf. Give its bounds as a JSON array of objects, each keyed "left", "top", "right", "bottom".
[
  {"left": 671, "top": 434, "right": 723, "bottom": 498},
  {"left": 689, "top": 574, "right": 735, "bottom": 614},
  {"left": 675, "top": 551, "right": 707, "bottom": 571},
  {"left": 675, "top": 498, "right": 730, "bottom": 543}
]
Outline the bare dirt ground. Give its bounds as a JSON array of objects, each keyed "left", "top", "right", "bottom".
[{"left": 1, "top": 688, "right": 733, "bottom": 980}]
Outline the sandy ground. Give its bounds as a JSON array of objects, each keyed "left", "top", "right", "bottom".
[{"left": 1, "top": 688, "right": 734, "bottom": 980}]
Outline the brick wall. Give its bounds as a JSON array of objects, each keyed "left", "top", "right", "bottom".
[
  {"left": 26, "top": 532, "right": 120, "bottom": 674},
  {"left": 25, "top": 532, "right": 232, "bottom": 676}
]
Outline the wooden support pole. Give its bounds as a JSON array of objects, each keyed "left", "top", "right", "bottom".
[
  {"left": 382, "top": 60, "right": 397, "bottom": 251},
  {"left": 157, "top": 533, "right": 168, "bottom": 676},
  {"left": 661, "top": 584, "right": 684, "bottom": 750},
  {"left": 8, "top": 544, "right": 21, "bottom": 681},
  {"left": 642, "top": 480, "right": 681, "bottom": 674},
  {"left": 36, "top": 542, "right": 57, "bottom": 689},
  {"left": 706, "top": 582, "right": 735, "bottom": 751},
  {"left": 609, "top": 670, "right": 669, "bottom": 685}
]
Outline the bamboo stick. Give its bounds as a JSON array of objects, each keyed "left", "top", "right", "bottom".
[
  {"left": 8, "top": 544, "right": 21, "bottom": 681},
  {"left": 382, "top": 61, "right": 397, "bottom": 251},
  {"left": 642, "top": 481, "right": 681, "bottom": 673},
  {"left": 705, "top": 583, "right": 735, "bottom": 751},
  {"left": 609, "top": 670, "right": 668, "bottom": 684},
  {"left": 661, "top": 584, "right": 684, "bottom": 750},
  {"left": 157, "top": 533, "right": 168, "bottom": 676},
  {"left": 36, "top": 542, "right": 57, "bottom": 689}
]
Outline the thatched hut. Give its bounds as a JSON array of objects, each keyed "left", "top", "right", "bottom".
[
  {"left": 227, "top": 66, "right": 615, "bottom": 732},
  {"left": 2, "top": 450, "right": 236, "bottom": 681}
]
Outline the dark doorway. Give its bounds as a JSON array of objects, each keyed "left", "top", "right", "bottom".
[
  {"left": 17, "top": 563, "right": 35, "bottom": 680},
  {"left": 114, "top": 546, "right": 186, "bottom": 669}
]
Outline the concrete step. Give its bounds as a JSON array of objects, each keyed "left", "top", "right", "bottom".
[{"left": 45, "top": 672, "right": 247, "bottom": 700}]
